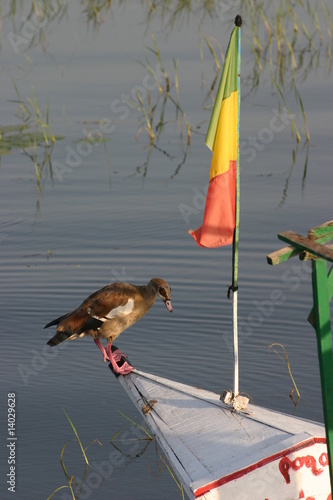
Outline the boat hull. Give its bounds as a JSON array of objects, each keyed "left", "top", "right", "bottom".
[
  {"left": 117, "top": 369, "right": 330, "bottom": 500},
  {"left": 195, "top": 438, "right": 330, "bottom": 499}
]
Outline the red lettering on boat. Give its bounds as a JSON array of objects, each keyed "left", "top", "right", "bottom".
[{"left": 279, "top": 455, "right": 323, "bottom": 484}]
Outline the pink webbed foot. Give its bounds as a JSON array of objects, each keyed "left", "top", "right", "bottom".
[{"left": 106, "top": 344, "right": 133, "bottom": 375}]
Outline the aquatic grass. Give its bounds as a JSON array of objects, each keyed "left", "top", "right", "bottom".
[
  {"left": 271, "top": 76, "right": 301, "bottom": 143},
  {"left": 143, "top": 0, "right": 213, "bottom": 32},
  {"left": 286, "top": 38, "right": 297, "bottom": 72},
  {"left": 137, "top": 56, "right": 163, "bottom": 94},
  {"left": 268, "top": 343, "right": 301, "bottom": 400},
  {"left": 113, "top": 409, "right": 153, "bottom": 441},
  {"left": 150, "top": 33, "right": 170, "bottom": 92},
  {"left": 0, "top": 124, "right": 29, "bottom": 155},
  {"left": 173, "top": 57, "right": 179, "bottom": 102},
  {"left": 110, "top": 409, "right": 153, "bottom": 460},
  {"left": 27, "top": 0, "right": 69, "bottom": 24},
  {"left": 261, "top": 9, "right": 273, "bottom": 38},
  {"left": 0, "top": 123, "right": 61, "bottom": 158},
  {"left": 240, "top": 0, "right": 333, "bottom": 142},
  {"left": 5, "top": 0, "right": 68, "bottom": 51},
  {"left": 160, "top": 454, "right": 185, "bottom": 499},
  {"left": 12, "top": 80, "right": 56, "bottom": 146},
  {"left": 278, "top": 140, "right": 309, "bottom": 208},
  {"left": 58, "top": 440, "right": 77, "bottom": 500},
  {"left": 134, "top": 33, "right": 191, "bottom": 150},
  {"left": 301, "top": 140, "right": 310, "bottom": 196},
  {"left": 82, "top": 0, "right": 112, "bottom": 29},
  {"left": 322, "top": 0, "right": 333, "bottom": 38},
  {"left": 6, "top": 1, "right": 332, "bottom": 151},
  {"left": 244, "top": 0, "right": 262, "bottom": 53},
  {"left": 2, "top": 80, "right": 64, "bottom": 191},
  {"left": 199, "top": 29, "right": 225, "bottom": 103},
  {"left": 278, "top": 147, "right": 297, "bottom": 208},
  {"left": 26, "top": 142, "right": 54, "bottom": 190},
  {"left": 201, "top": 33, "right": 221, "bottom": 71},
  {"left": 200, "top": 0, "right": 314, "bottom": 143},
  {"left": 294, "top": 86, "right": 310, "bottom": 141},
  {"left": 48, "top": 409, "right": 103, "bottom": 500},
  {"left": 112, "top": 410, "right": 184, "bottom": 496},
  {"left": 63, "top": 409, "right": 89, "bottom": 465},
  {"left": 47, "top": 482, "right": 75, "bottom": 500},
  {"left": 136, "top": 91, "right": 155, "bottom": 140}
]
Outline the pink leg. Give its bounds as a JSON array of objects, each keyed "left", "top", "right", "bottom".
[
  {"left": 106, "top": 344, "right": 133, "bottom": 375},
  {"left": 94, "top": 338, "right": 109, "bottom": 363}
]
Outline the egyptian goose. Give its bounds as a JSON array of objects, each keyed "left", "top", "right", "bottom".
[{"left": 44, "top": 278, "right": 172, "bottom": 375}]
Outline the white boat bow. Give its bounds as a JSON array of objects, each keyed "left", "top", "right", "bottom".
[{"left": 117, "top": 368, "right": 330, "bottom": 499}]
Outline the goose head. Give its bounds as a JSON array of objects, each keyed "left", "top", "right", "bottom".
[{"left": 149, "top": 278, "right": 173, "bottom": 312}]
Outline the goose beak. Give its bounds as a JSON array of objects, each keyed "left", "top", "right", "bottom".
[{"left": 164, "top": 300, "right": 173, "bottom": 312}]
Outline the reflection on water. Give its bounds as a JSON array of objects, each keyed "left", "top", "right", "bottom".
[
  {"left": 279, "top": 140, "right": 310, "bottom": 207},
  {"left": 4, "top": 0, "right": 68, "bottom": 52},
  {"left": 1, "top": 2, "right": 332, "bottom": 499},
  {"left": 2, "top": 1, "right": 332, "bottom": 187}
]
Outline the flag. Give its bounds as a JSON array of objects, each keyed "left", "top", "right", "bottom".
[{"left": 189, "top": 21, "right": 241, "bottom": 248}]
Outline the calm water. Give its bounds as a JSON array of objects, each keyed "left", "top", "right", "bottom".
[{"left": 1, "top": 2, "right": 333, "bottom": 499}]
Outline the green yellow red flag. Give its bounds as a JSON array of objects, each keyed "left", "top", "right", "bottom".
[{"left": 189, "top": 22, "right": 241, "bottom": 248}]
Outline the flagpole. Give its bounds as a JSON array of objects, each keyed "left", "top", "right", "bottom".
[
  {"left": 188, "top": 15, "right": 243, "bottom": 400},
  {"left": 232, "top": 15, "right": 242, "bottom": 398}
]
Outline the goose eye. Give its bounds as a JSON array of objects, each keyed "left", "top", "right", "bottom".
[{"left": 159, "top": 287, "right": 167, "bottom": 298}]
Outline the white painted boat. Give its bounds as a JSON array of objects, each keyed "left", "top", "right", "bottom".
[{"left": 118, "top": 368, "right": 330, "bottom": 500}]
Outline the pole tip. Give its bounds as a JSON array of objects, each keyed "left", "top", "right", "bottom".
[{"left": 235, "top": 15, "right": 242, "bottom": 27}]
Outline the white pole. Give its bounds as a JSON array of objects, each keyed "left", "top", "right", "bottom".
[
  {"left": 232, "top": 17, "right": 241, "bottom": 398},
  {"left": 233, "top": 289, "right": 239, "bottom": 396}
]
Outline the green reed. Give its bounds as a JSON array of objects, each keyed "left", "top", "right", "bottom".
[
  {"left": 12, "top": 80, "right": 56, "bottom": 145},
  {"left": 112, "top": 409, "right": 185, "bottom": 498},
  {"left": 1, "top": 81, "right": 63, "bottom": 191},
  {"left": 62, "top": 409, "right": 89, "bottom": 465},
  {"left": 47, "top": 409, "right": 103, "bottom": 500},
  {"left": 5, "top": 1, "right": 332, "bottom": 149},
  {"left": 241, "top": 0, "right": 332, "bottom": 141},
  {"left": 82, "top": 0, "right": 111, "bottom": 29},
  {"left": 112, "top": 409, "right": 153, "bottom": 441},
  {"left": 143, "top": 0, "right": 217, "bottom": 30},
  {"left": 134, "top": 33, "right": 191, "bottom": 147},
  {"left": 201, "top": 33, "right": 221, "bottom": 71},
  {"left": 268, "top": 342, "right": 301, "bottom": 402},
  {"left": 196, "top": 0, "right": 332, "bottom": 144},
  {"left": 160, "top": 454, "right": 185, "bottom": 499},
  {"left": 5, "top": 0, "right": 68, "bottom": 50}
]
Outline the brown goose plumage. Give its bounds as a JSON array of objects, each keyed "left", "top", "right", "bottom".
[{"left": 44, "top": 278, "right": 172, "bottom": 374}]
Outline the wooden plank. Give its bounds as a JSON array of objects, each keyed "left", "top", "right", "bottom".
[
  {"left": 278, "top": 231, "right": 333, "bottom": 263},
  {"left": 308, "top": 220, "right": 333, "bottom": 242},
  {"left": 300, "top": 245, "right": 333, "bottom": 262},
  {"left": 266, "top": 245, "right": 300, "bottom": 265},
  {"left": 267, "top": 220, "right": 333, "bottom": 265},
  {"left": 267, "top": 244, "right": 333, "bottom": 266}
]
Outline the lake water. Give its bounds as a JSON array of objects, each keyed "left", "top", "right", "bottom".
[{"left": 1, "top": 2, "right": 333, "bottom": 499}]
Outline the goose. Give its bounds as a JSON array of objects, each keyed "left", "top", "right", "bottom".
[{"left": 44, "top": 278, "right": 172, "bottom": 375}]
